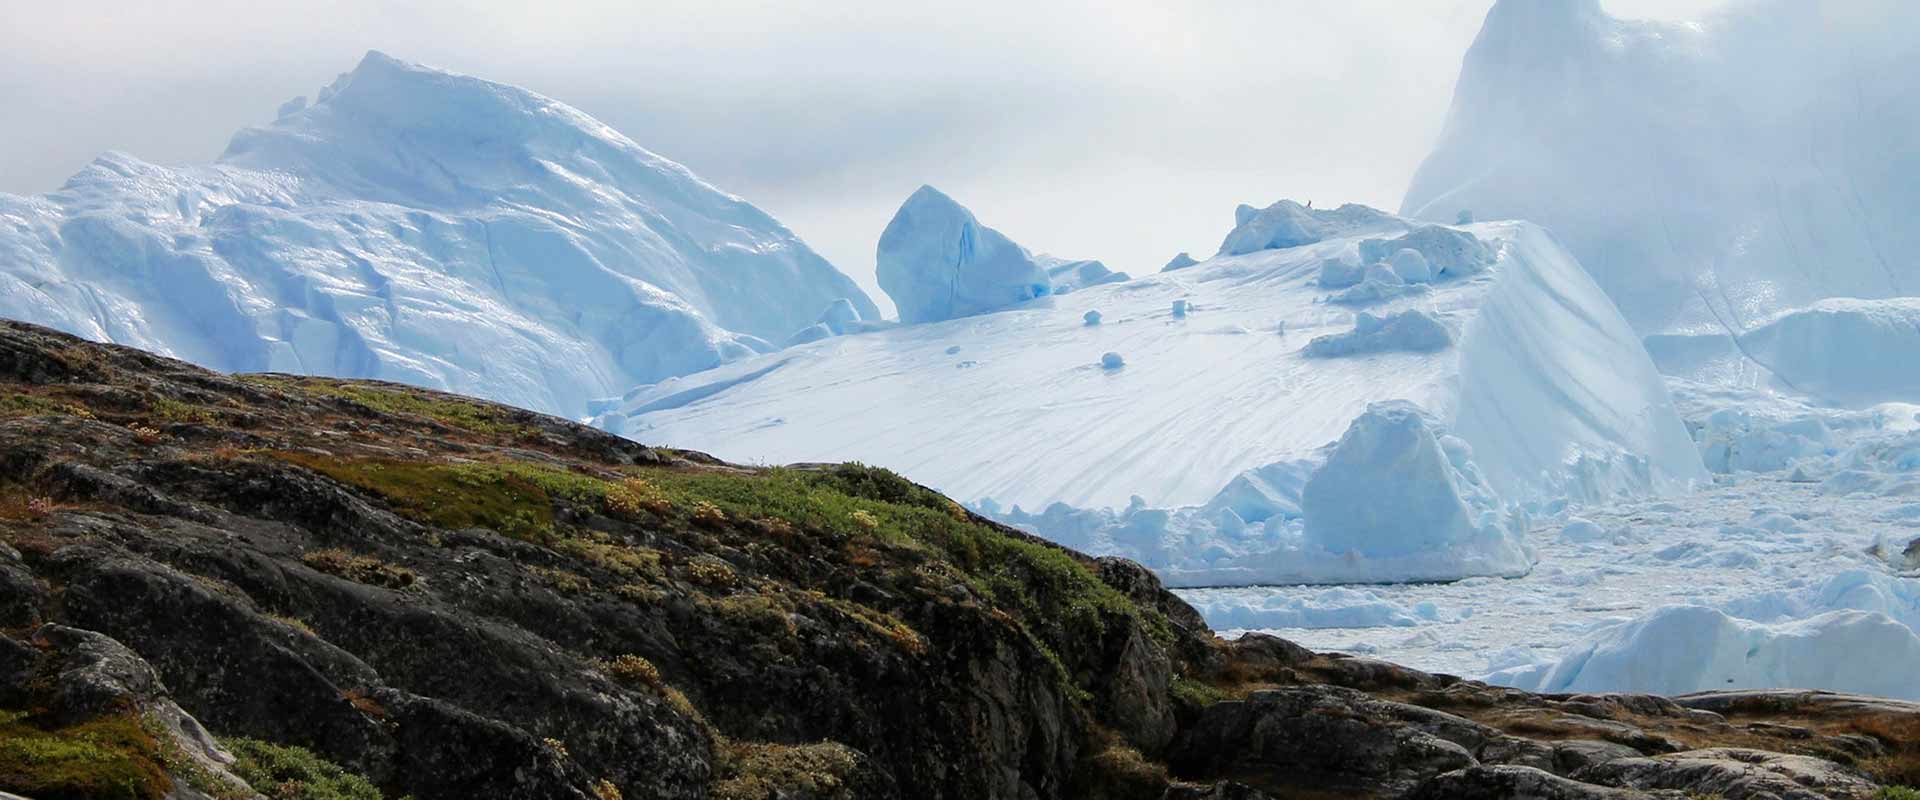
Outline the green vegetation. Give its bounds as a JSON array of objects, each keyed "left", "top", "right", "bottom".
[
  {"left": 528, "top": 565, "right": 593, "bottom": 594},
  {"left": 0, "top": 392, "right": 93, "bottom": 419},
  {"left": 1081, "top": 729, "right": 1169, "bottom": 800},
  {"left": 0, "top": 709, "right": 172, "bottom": 800},
  {"left": 147, "top": 396, "right": 219, "bottom": 425},
  {"left": 270, "top": 452, "right": 1168, "bottom": 708},
  {"left": 244, "top": 375, "right": 518, "bottom": 436},
  {"left": 274, "top": 455, "right": 585, "bottom": 542},
  {"left": 224, "top": 737, "right": 382, "bottom": 800},
  {"left": 1169, "top": 677, "right": 1229, "bottom": 718},
  {"left": 638, "top": 463, "right": 1172, "bottom": 651},
  {"left": 1877, "top": 787, "right": 1920, "bottom": 800},
  {"left": 557, "top": 537, "right": 665, "bottom": 581}
]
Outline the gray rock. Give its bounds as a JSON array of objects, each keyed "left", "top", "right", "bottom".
[
  {"left": 1408, "top": 765, "right": 1680, "bottom": 799},
  {"left": 1162, "top": 780, "right": 1275, "bottom": 799},
  {"left": 1576, "top": 747, "right": 1879, "bottom": 800},
  {"left": 1552, "top": 739, "right": 1646, "bottom": 774},
  {"left": 1169, "top": 685, "right": 1489, "bottom": 795}
]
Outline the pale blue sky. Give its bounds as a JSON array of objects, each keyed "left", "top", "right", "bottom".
[{"left": 0, "top": 0, "right": 1726, "bottom": 315}]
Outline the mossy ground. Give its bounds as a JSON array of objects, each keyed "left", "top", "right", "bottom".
[
  {"left": 0, "top": 709, "right": 172, "bottom": 800},
  {"left": 242, "top": 375, "right": 520, "bottom": 436},
  {"left": 637, "top": 463, "right": 1172, "bottom": 652},
  {"left": 265, "top": 448, "right": 1168, "bottom": 710},
  {"left": 273, "top": 454, "right": 569, "bottom": 541},
  {"left": 0, "top": 391, "right": 95, "bottom": 420},
  {"left": 224, "top": 737, "right": 384, "bottom": 800},
  {"left": 268, "top": 448, "right": 1165, "bottom": 658}
]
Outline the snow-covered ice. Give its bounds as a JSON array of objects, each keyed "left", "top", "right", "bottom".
[
  {"left": 595, "top": 209, "right": 1707, "bottom": 585},
  {"left": 596, "top": 217, "right": 1702, "bottom": 513},
  {"left": 0, "top": 51, "right": 876, "bottom": 417}
]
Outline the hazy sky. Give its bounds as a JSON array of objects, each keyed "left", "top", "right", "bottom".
[{"left": 0, "top": 0, "right": 1725, "bottom": 315}]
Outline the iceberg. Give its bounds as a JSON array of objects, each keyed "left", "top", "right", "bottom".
[
  {"left": 1491, "top": 606, "right": 1920, "bottom": 701},
  {"left": 0, "top": 51, "right": 876, "bottom": 417},
  {"left": 1404, "top": 0, "right": 1920, "bottom": 337},
  {"left": 1737, "top": 298, "right": 1920, "bottom": 408},
  {"left": 874, "top": 186, "right": 1056, "bottom": 324}
]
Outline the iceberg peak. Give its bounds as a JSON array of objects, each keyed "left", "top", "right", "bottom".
[
  {"left": 876, "top": 186, "right": 1053, "bottom": 324},
  {"left": 2, "top": 51, "right": 879, "bottom": 416}
]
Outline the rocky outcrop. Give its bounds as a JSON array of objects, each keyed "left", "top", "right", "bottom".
[
  {"left": 0, "top": 319, "right": 1914, "bottom": 800},
  {"left": 1576, "top": 749, "right": 1880, "bottom": 799}
]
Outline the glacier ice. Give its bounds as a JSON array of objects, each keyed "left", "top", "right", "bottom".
[
  {"left": 1190, "top": 587, "right": 1455, "bottom": 631},
  {"left": 1318, "top": 258, "right": 1365, "bottom": 289},
  {"left": 875, "top": 186, "right": 1056, "bottom": 324},
  {"left": 986, "top": 402, "right": 1533, "bottom": 587},
  {"left": 1405, "top": 0, "right": 1920, "bottom": 336},
  {"left": 0, "top": 51, "right": 876, "bottom": 417},
  {"left": 1296, "top": 402, "right": 1532, "bottom": 578},
  {"left": 1358, "top": 226, "right": 1493, "bottom": 280},
  {"left": 1737, "top": 298, "right": 1920, "bottom": 408},
  {"left": 1217, "top": 200, "right": 1404, "bottom": 257},
  {"left": 1304, "top": 310, "right": 1450, "bottom": 357},
  {"left": 1040, "top": 255, "right": 1128, "bottom": 293},
  {"left": 1387, "top": 249, "right": 1432, "bottom": 284},
  {"left": 1162, "top": 252, "right": 1199, "bottom": 272},
  {"left": 1490, "top": 606, "right": 1920, "bottom": 701},
  {"left": 815, "top": 299, "right": 864, "bottom": 336}
]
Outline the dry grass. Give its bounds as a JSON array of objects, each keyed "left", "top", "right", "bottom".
[
  {"left": 300, "top": 549, "right": 417, "bottom": 590},
  {"left": 612, "top": 582, "right": 664, "bottom": 605},
  {"left": 528, "top": 565, "right": 592, "bottom": 594},
  {"left": 1847, "top": 713, "right": 1920, "bottom": 788},
  {"left": 267, "top": 614, "right": 316, "bottom": 638},
  {"left": 339, "top": 688, "right": 387, "bottom": 720},
  {"left": 592, "top": 654, "right": 664, "bottom": 690},
  {"left": 603, "top": 477, "right": 672, "bottom": 518},
  {"left": 690, "top": 500, "right": 728, "bottom": 528},
  {"left": 685, "top": 559, "right": 738, "bottom": 590},
  {"left": 711, "top": 740, "right": 864, "bottom": 800}
]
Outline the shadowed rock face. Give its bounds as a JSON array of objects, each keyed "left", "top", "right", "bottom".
[{"left": 0, "top": 318, "right": 1913, "bottom": 799}]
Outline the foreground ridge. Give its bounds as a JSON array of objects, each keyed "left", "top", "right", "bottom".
[{"left": 0, "top": 318, "right": 1912, "bottom": 799}]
